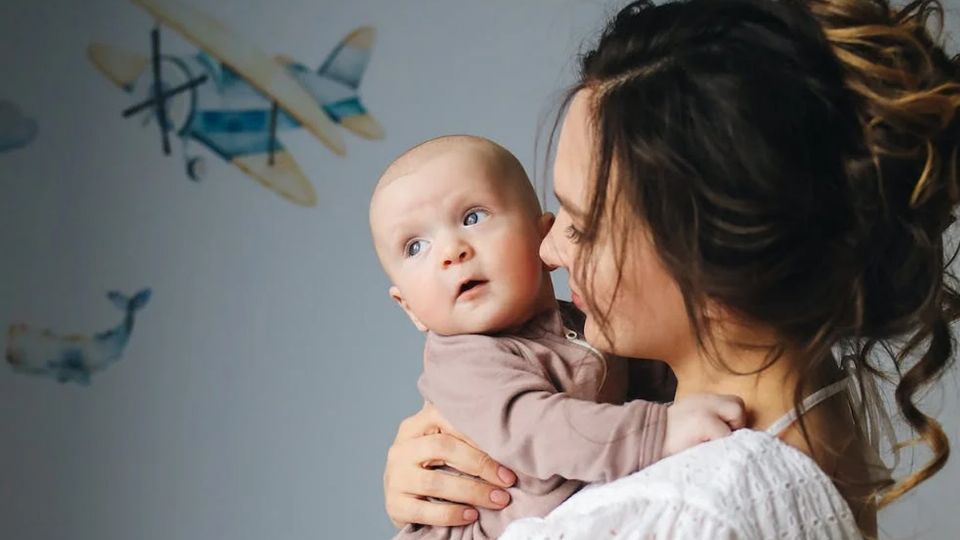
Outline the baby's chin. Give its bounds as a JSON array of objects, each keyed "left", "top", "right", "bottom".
[
  {"left": 430, "top": 301, "right": 533, "bottom": 336},
  {"left": 429, "top": 316, "right": 503, "bottom": 337}
]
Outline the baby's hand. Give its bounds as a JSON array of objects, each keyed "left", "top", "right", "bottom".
[{"left": 663, "top": 393, "right": 746, "bottom": 457}]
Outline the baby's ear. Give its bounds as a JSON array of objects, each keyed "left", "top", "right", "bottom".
[
  {"left": 538, "top": 212, "right": 556, "bottom": 238},
  {"left": 389, "top": 286, "right": 428, "bottom": 332}
]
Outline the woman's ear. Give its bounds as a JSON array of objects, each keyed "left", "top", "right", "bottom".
[
  {"left": 538, "top": 212, "right": 556, "bottom": 239},
  {"left": 389, "top": 286, "right": 428, "bottom": 332}
]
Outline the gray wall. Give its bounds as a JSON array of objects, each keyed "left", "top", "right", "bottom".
[{"left": 0, "top": 1, "right": 956, "bottom": 539}]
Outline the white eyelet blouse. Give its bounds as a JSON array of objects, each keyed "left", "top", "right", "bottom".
[{"left": 500, "top": 379, "right": 863, "bottom": 540}]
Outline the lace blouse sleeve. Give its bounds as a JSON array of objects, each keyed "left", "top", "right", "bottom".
[
  {"left": 500, "top": 496, "right": 742, "bottom": 539},
  {"left": 499, "top": 430, "right": 863, "bottom": 540}
]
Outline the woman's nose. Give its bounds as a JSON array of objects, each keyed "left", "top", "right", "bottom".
[{"left": 539, "top": 233, "right": 561, "bottom": 271}]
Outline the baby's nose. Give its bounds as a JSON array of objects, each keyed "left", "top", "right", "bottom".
[{"left": 442, "top": 243, "right": 474, "bottom": 267}]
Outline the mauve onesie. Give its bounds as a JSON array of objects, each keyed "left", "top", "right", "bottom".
[{"left": 392, "top": 302, "right": 669, "bottom": 540}]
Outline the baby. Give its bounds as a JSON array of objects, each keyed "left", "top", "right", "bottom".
[{"left": 370, "top": 135, "right": 744, "bottom": 539}]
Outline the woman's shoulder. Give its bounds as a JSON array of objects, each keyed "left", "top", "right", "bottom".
[
  {"left": 502, "top": 430, "right": 862, "bottom": 539},
  {"left": 557, "top": 429, "right": 852, "bottom": 519}
]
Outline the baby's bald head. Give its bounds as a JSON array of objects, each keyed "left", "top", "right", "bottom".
[
  {"left": 372, "top": 135, "right": 541, "bottom": 222},
  {"left": 368, "top": 135, "right": 555, "bottom": 335}
]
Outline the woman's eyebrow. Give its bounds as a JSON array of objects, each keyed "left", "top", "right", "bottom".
[{"left": 554, "top": 191, "right": 585, "bottom": 218}]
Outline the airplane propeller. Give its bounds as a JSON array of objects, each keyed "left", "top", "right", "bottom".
[
  {"left": 121, "top": 74, "right": 207, "bottom": 118},
  {"left": 120, "top": 24, "right": 207, "bottom": 154},
  {"left": 151, "top": 25, "right": 170, "bottom": 155},
  {"left": 120, "top": 24, "right": 277, "bottom": 167}
]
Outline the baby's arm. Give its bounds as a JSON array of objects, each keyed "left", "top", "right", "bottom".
[{"left": 420, "top": 333, "right": 743, "bottom": 484}]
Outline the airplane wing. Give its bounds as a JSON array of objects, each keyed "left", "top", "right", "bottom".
[
  {"left": 88, "top": 43, "right": 149, "bottom": 91},
  {"left": 132, "top": 0, "right": 346, "bottom": 156},
  {"left": 187, "top": 108, "right": 317, "bottom": 206},
  {"left": 232, "top": 151, "right": 317, "bottom": 207}
]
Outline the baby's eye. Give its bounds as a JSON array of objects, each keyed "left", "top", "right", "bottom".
[
  {"left": 405, "top": 239, "right": 428, "bottom": 257},
  {"left": 463, "top": 209, "right": 490, "bottom": 226}
]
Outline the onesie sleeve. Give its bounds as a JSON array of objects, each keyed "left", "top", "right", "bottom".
[{"left": 418, "top": 332, "right": 668, "bottom": 483}]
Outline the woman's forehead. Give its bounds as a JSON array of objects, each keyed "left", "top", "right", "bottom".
[{"left": 554, "top": 90, "right": 594, "bottom": 199}]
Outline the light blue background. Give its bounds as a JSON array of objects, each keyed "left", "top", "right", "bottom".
[{"left": 0, "top": 1, "right": 957, "bottom": 538}]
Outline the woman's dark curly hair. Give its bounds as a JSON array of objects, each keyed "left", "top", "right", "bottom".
[{"left": 552, "top": 0, "right": 960, "bottom": 520}]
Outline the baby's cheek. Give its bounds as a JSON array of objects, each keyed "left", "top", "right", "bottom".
[
  {"left": 503, "top": 242, "right": 539, "bottom": 282},
  {"left": 494, "top": 229, "right": 543, "bottom": 292},
  {"left": 407, "top": 279, "right": 445, "bottom": 328}
]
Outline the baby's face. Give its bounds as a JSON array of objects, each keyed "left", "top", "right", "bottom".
[{"left": 371, "top": 151, "right": 549, "bottom": 335}]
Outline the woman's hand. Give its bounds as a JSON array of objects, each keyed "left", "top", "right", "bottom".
[{"left": 384, "top": 402, "right": 517, "bottom": 529}]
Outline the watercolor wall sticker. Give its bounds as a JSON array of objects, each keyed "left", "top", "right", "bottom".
[
  {"left": 0, "top": 99, "right": 38, "bottom": 153},
  {"left": 5, "top": 289, "right": 152, "bottom": 385},
  {"left": 88, "top": 0, "right": 384, "bottom": 207}
]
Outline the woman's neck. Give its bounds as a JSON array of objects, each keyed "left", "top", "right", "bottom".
[
  {"left": 667, "top": 334, "right": 875, "bottom": 534},
  {"left": 670, "top": 344, "right": 824, "bottom": 432}
]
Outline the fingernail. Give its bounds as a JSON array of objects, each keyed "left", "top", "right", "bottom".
[
  {"left": 463, "top": 508, "right": 478, "bottom": 522},
  {"left": 497, "top": 466, "right": 517, "bottom": 485},
  {"left": 490, "top": 489, "right": 510, "bottom": 505}
]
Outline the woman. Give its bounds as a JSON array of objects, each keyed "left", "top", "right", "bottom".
[{"left": 383, "top": 0, "right": 960, "bottom": 537}]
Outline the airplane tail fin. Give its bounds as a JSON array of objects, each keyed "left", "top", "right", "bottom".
[
  {"left": 107, "top": 288, "right": 153, "bottom": 314},
  {"left": 275, "top": 27, "right": 384, "bottom": 144},
  {"left": 317, "top": 27, "right": 375, "bottom": 87},
  {"left": 316, "top": 27, "right": 384, "bottom": 140}
]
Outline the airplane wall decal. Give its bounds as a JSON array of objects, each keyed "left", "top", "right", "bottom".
[{"left": 88, "top": 0, "right": 384, "bottom": 206}]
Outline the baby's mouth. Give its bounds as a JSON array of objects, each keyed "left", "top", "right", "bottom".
[{"left": 457, "top": 279, "right": 488, "bottom": 298}]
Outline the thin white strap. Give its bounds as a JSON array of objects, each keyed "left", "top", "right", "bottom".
[
  {"left": 765, "top": 378, "right": 851, "bottom": 437},
  {"left": 842, "top": 355, "right": 900, "bottom": 471}
]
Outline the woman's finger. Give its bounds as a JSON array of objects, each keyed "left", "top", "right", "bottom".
[
  {"left": 409, "top": 433, "right": 516, "bottom": 489},
  {"left": 386, "top": 493, "right": 480, "bottom": 528},
  {"left": 407, "top": 466, "right": 513, "bottom": 510},
  {"left": 384, "top": 406, "right": 517, "bottom": 528}
]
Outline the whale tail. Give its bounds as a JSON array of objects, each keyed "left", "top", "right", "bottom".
[{"left": 107, "top": 288, "right": 152, "bottom": 315}]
